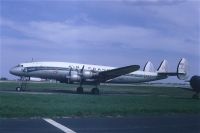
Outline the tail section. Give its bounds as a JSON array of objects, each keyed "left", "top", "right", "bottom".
[
  {"left": 157, "top": 58, "right": 189, "bottom": 80},
  {"left": 143, "top": 61, "right": 155, "bottom": 72}
]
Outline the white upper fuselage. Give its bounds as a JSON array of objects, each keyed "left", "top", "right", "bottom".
[{"left": 21, "top": 61, "right": 114, "bottom": 72}]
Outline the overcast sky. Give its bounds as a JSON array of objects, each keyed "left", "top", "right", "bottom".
[{"left": 0, "top": 0, "right": 199, "bottom": 82}]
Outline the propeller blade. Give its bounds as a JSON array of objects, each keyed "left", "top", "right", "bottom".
[{"left": 81, "top": 65, "right": 84, "bottom": 73}]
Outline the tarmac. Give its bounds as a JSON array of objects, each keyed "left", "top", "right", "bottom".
[{"left": 1, "top": 115, "right": 200, "bottom": 133}]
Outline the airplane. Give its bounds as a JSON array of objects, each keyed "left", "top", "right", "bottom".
[{"left": 9, "top": 58, "right": 188, "bottom": 94}]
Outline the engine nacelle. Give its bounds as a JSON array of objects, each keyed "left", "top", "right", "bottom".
[
  {"left": 69, "top": 71, "right": 81, "bottom": 82},
  {"left": 82, "top": 70, "right": 95, "bottom": 79},
  {"left": 190, "top": 75, "right": 200, "bottom": 93},
  {"left": 66, "top": 70, "right": 97, "bottom": 83}
]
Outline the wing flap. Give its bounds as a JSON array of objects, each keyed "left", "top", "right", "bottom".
[{"left": 98, "top": 65, "right": 140, "bottom": 82}]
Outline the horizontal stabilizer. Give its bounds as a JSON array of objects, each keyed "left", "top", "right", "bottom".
[{"left": 98, "top": 65, "right": 140, "bottom": 82}]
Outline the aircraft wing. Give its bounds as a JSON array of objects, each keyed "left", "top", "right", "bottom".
[{"left": 98, "top": 65, "right": 140, "bottom": 82}]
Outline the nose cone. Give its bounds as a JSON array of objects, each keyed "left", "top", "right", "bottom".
[{"left": 9, "top": 67, "right": 22, "bottom": 76}]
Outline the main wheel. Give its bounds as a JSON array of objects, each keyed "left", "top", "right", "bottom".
[
  {"left": 16, "top": 87, "right": 21, "bottom": 92},
  {"left": 91, "top": 88, "right": 100, "bottom": 95},
  {"left": 77, "top": 87, "right": 83, "bottom": 94}
]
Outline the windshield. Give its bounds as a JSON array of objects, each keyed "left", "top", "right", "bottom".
[{"left": 15, "top": 64, "right": 23, "bottom": 67}]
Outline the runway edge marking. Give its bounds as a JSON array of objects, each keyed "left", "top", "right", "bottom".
[{"left": 43, "top": 118, "right": 76, "bottom": 133}]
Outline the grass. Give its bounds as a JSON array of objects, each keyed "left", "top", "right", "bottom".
[{"left": 0, "top": 82, "right": 199, "bottom": 118}]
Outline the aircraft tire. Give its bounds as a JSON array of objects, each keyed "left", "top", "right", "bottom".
[
  {"left": 91, "top": 88, "right": 100, "bottom": 95},
  {"left": 77, "top": 87, "right": 83, "bottom": 94},
  {"left": 16, "top": 87, "right": 21, "bottom": 92}
]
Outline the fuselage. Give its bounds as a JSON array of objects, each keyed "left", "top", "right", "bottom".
[{"left": 10, "top": 62, "right": 167, "bottom": 84}]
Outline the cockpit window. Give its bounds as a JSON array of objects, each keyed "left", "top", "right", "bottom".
[{"left": 15, "top": 64, "right": 23, "bottom": 67}]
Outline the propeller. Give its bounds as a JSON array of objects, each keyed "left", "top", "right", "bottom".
[
  {"left": 66, "top": 67, "right": 72, "bottom": 84},
  {"left": 22, "top": 67, "right": 28, "bottom": 72},
  {"left": 81, "top": 65, "right": 85, "bottom": 73},
  {"left": 79, "top": 65, "right": 85, "bottom": 82}
]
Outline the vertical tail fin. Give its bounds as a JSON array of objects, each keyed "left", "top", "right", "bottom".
[
  {"left": 143, "top": 61, "right": 155, "bottom": 72},
  {"left": 177, "top": 58, "right": 189, "bottom": 80},
  {"left": 157, "top": 60, "right": 168, "bottom": 73}
]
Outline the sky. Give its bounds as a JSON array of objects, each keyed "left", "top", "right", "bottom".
[{"left": 0, "top": 0, "right": 199, "bottom": 82}]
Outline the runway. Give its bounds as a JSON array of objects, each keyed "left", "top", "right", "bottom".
[{"left": 1, "top": 115, "right": 200, "bottom": 133}]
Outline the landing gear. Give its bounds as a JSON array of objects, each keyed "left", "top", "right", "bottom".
[
  {"left": 76, "top": 87, "right": 84, "bottom": 94},
  {"left": 76, "top": 87, "right": 100, "bottom": 95},
  {"left": 77, "top": 79, "right": 84, "bottom": 94},
  {"left": 76, "top": 78, "right": 100, "bottom": 95},
  {"left": 16, "top": 77, "right": 29, "bottom": 92},
  {"left": 91, "top": 88, "right": 100, "bottom": 95},
  {"left": 91, "top": 82, "right": 100, "bottom": 95},
  {"left": 16, "top": 87, "right": 21, "bottom": 91}
]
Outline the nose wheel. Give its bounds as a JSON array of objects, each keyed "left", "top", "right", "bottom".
[
  {"left": 16, "top": 87, "right": 21, "bottom": 91},
  {"left": 15, "top": 77, "right": 29, "bottom": 92}
]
